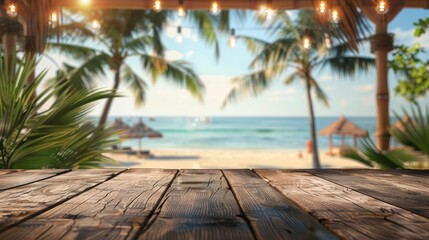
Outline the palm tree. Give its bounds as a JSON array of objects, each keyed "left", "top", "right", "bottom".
[
  {"left": 223, "top": 11, "right": 375, "bottom": 168},
  {"left": 49, "top": 10, "right": 210, "bottom": 126}
]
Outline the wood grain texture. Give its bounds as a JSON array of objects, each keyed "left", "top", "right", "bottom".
[
  {"left": 309, "top": 169, "right": 429, "bottom": 219},
  {"left": 0, "top": 169, "right": 69, "bottom": 191},
  {"left": 138, "top": 169, "right": 254, "bottom": 240},
  {"left": 0, "top": 169, "right": 124, "bottom": 232},
  {"left": 256, "top": 170, "right": 429, "bottom": 240},
  {"left": 223, "top": 169, "right": 338, "bottom": 240},
  {"left": 0, "top": 169, "right": 177, "bottom": 240}
]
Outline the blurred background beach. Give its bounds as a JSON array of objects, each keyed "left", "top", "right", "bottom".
[{"left": 104, "top": 116, "right": 372, "bottom": 169}]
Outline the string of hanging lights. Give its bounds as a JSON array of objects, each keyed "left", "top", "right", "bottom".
[
  {"left": 4, "top": 0, "right": 391, "bottom": 49},
  {"left": 3, "top": 0, "right": 393, "bottom": 19}
]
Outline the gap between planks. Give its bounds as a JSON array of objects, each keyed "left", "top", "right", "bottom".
[
  {"left": 255, "top": 169, "right": 429, "bottom": 240},
  {"left": 306, "top": 169, "right": 429, "bottom": 219},
  {"left": 0, "top": 168, "right": 128, "bottom": 233},
  {"left": 223, "top": 169, "right": 339, "bottom": 240},
  {"left": 0, "top": 169, "right": 71, "bottom": 191}
]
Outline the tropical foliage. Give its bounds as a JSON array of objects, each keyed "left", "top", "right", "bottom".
[
  {"left": 389, "top": 17, "right": 429, "bottom": 104},
  {"left": 223, "top": 10, "right": 374, "bottom": 168},
  {"left": 346, "top": 106, "right": 429, "bottom": 169},
  {"left": 0, "top": 51, "right": 118, "bottom": 169},
  {"left": 49, "top": 10, "right": 210, "bottom": 126}
]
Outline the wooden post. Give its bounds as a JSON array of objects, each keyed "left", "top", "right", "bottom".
[
  {"left": 359, "top": 0, "right": 404, "bottom": 151},
  {"left": 2, "top": 33, "right": 17, "bottom": 66},
  {"left": 329, "top": 135, "right": 333, "bottom": 154},
  {"left": 1, "top": 15, "right": 22, "bottom": 72}
]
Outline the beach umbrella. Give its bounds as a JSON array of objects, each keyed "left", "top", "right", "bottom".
[
  {"left": 120, "top": 119, "right": 162, "bottom": 153},
  {"left": 319, "top": 116, "right": 369, "bottom": 154},
  {"left": 113, "top": 118, "right": 130, "bottom": 131}
]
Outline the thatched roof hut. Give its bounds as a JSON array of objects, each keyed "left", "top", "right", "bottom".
[
  {"left": 319, "top": 116, "right": 368, "bottom": 154},
  {"left": 319, "top": 116, "right": 368, "bottom": 138}
]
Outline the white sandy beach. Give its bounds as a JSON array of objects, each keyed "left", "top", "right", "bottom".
[{"left": 104, "top": 148, "right": 368, "bottom": 169}]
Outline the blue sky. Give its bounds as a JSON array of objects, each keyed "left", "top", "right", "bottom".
[{"left": 39, "top": 9, "right": 429, "bottom": 117}]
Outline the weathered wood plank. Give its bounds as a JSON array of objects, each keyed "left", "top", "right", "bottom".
[
  {"left": 0, "top": 169, "right": 177, "bottom": 240},
  {"left": 223, "top": 169, "right": 338, "bottom": 240},
  {"left": 0, "top": 169, "right": 124, "bottom": 232},
  {"left": 0, "top": 170, "right": 16, "bottom": 176},
  {"left": 138, "top": 169, "right": 254, "bottom": 240},
  {"left": 309, "top": 169, "right": 429, "bottom": 219},
  {"left": 317, "top": 169, "right": 429, "bottom": 189},
  {"left": 256, "top": 170, "right": 429, "bottom": 240},
  {"left": 0, "top": 169, "right": 69, "bottom": 191}
]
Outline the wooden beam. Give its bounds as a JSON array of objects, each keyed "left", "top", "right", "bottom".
[{"left": 60, "top": 0, "right": 429, "bottom": 10}]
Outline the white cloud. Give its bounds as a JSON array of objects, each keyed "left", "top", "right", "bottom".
[
  {"left": 392, "top": 27, "right": 429, "bottom": 48},
  {"left": 165, "top": 50, "right": 184, "bottom": 61},
  {"left": 339, "top": 99, "right": 348, "bottom": 107},
  {"left": 354, "top": 84, "right": 373, "bottom": 92},
  {"left": 319, "top": 74, "right": 334, "bottom": 82},
  {"left": 392, "top": 28, "right": 414, "bottom": 42}
]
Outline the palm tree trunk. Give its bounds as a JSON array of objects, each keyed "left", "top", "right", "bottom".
[
  {"left": 305, "top": 78, "right": 321, "bottom": 169},
  {"left": 99, "top": 68, "right": 120, "bottom": 126}
]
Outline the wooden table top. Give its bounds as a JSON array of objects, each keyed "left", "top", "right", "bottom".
[{"left": 0, "top": 169, "right": 428, "bottom": 240}]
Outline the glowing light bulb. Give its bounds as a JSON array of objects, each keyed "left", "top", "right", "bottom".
[
  {"left": 177, "top": 6, "right": 186, "bottom": 17},
  {"left": 176, "top": 26, "right": 183, "bottom": 44},
  {"left": 7, "top": 3, "right": 17, "bottom": 17},
  {"left": 330, "top": 9, "right": 340, "bottom": 23},
  {"left": 177, "top": 0, "right": 185, "bottom": 17},
  {"left": 211, "top": 2, "right": 220, "bottom": 15},
  {"left": 318, "top": 1, "right": 327, "bottom": 14},
  {"left": 51, "top": 12, "right": 58, "bottom": 22},
  {"left": 154, "top": 0, "right": 162, "bottom": 12},
  {"left": 375, "top": 0, "right": 389, "bottom": 15},
  {"left": 80, "top": 0, "right": 90, "bottom": 6},
  {"left": 92, "top": 20, "right": 100, "bottom": 29},
  {"left": 228, "top": 29, "right": 236, "bottom": 48},
  {"left": 303, "top": 37, "right": 311, "bottom": 49}
]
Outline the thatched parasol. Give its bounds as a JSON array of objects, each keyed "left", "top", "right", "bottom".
[
  {"left": 319, "top": 116, "right": 369, "bottom": 154},
  {"left": 113, "top": 118, "right": 129, "bottom": 131},
  {"left": 120, "top": 119, "right": 162, "bottom": 153}
]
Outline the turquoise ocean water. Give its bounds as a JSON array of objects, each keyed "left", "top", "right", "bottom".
[{"left": 109, "top": 117, "right": 377, "bottom": 150}]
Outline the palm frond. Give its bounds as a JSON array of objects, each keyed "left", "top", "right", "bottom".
[
  {"left": 0, "top": 49, "right": 118, "bottom": 169},
  {"left": 318, "top": 56, "right": 375, "bottom": 77},
  {"left": 66, "top": 53, "right": 111, "bottom": 87},
  {"left": 248, "top": 37, "right": 297, "bottom": 69},
  {"left": 222, "top": 69, "right": 272, "bottom": 108},
  {"left": 140, "top": 54, "right": 204, "bottom": 101},
  {"left": 122, "top": 64, "right": 148, "bottom": 107},
  {"left": 188, "top": 11, "right": 221, "bottom": 60},
  {"left": 283, "top": 71, "right": 300, "bottom": 85},
  {"left": 391, "top": 105, "right": 429, "bottom": 155},
  {"left": 47, "top": 42, "right": 98, "bottom": 62},
  {"left": 310, "top": 77, "right": 329, "bottom": 107}
]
